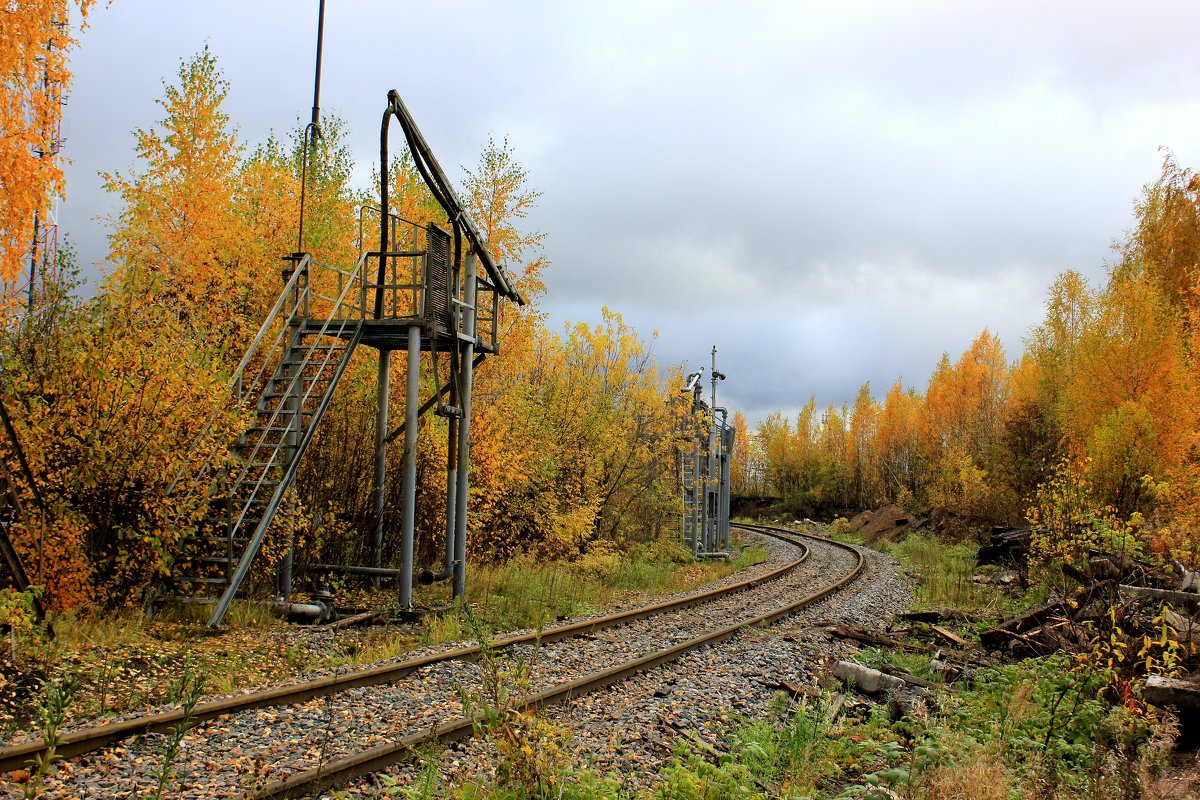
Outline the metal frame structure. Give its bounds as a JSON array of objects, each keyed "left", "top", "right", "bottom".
[
  {"left": 154, "top": 89, "right": 522, "bottom": 627},
  {"left": 680, "top": 347, "right": 732, "bottom": 558}
]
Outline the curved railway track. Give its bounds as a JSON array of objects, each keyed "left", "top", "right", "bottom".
[{"left": 2, "top": 525, "right": 865, "bottom": 799}]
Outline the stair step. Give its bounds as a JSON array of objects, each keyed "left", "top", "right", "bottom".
[
  {"left": 157, "top": 316, "right": 361, "bottom": 611},
  {"left": 227, "top": 482, "right": 283, "bottom": 496},
  {"left": 180, "top": 535, "right": 250, "bottom": 547},
  {"left": 264, "top": 388, "right": 333, "bottom": 400},
  {"left": 191, "top": 555, "right": 233, "bottom": 565},
  {"left": 281, "top": 357, "right": 345, "bottom": 368},
  {"left": 220, "top": 487, "right": 275, "bottom": 505},
  {"left": 158, "top": 595, "right": 222, "bottom": 606},
  {"left": 169, "top": 576, "right": 229, "bottom": 586},
  {"left": 239, "top": 460, "right": 288, "bottom": 470}
]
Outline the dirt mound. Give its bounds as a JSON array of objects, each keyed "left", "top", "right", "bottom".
[{"left": 844, "top": 504, "right": 927, "bottom": 544}]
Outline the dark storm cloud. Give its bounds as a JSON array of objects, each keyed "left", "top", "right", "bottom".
[{"left": 57, "top": 1, "right": 1200, "bottom": 423}]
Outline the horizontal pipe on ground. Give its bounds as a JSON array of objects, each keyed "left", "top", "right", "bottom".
[
  {"left": 309, "top": 563, "right": 410, "bottom": 578},
  {"left": 272, "top": 602, "right": 327, "bottom": 622}
]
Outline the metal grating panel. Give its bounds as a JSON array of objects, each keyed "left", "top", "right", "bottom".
[{"left": 424, "top": 224, "right": 452, "bottom": 332}]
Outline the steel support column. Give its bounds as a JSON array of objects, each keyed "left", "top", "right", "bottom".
[
  {"left": 719, "top": 417, "right": 731, "bottom": 550},
  {"left": 438, "top": 417, "right": 457, "bottom": 580},
  {"left": 452, "top": 253, "right": 479, "bottom": 599},
  {"left": 400, "top": 327, "right": 421, "bottom": 608},
  {"left": 692, "top": 435, "right": 703, "bottom": 554},
  {"left": 371, "top": 349, "right": 391, "bottom": 587},
  {"left": 276, "top": 342, "right": 302, "bottom": 600}
]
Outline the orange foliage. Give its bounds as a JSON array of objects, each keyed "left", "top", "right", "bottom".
[
  {"left": 1124, "top": 150, "right": 1200, "bottom": 317},
  {"left": 101, "top": 46, "right": 271, "bottom": 354},
  {"left": 2, "top": 275, "right": 243, "bottom": 609},
  {"left": 0, "top": 0, "right": 92, "bottom": 298},
  {"left": 729, "top": 411, "right": 753, "bottom": 495},
  {"left": 874, "top": 378, "right": 923, "bottom": 501},
  {"left": 921, "top": 330, "right": 1007, "bottom": 463}
]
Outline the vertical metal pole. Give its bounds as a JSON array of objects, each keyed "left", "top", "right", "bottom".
[
  {"left": 707, "top": 346, "right": 719, "bottom": 552},
  {"left": 296, "top": 0, "right": 326, "bottom": 256},
  {"left": 452, "top": 253, "right": 479, "bottom": 599},
  {"left": 310, "top": 0, "right": 326, "bottom": 128},
  {"left": 277, "top": 352, "right": 300, "bottom": 600},
  {"left": 400, "top": 327, "right": 421, "bottom": 608},
  {"left": 720, "top": 415, "right": 731, "bottom": 550},
  {"left": 692, "top": 435, "right": 702, "bottom": 554},
  {"left": 443, "top": 417, "right": 457, "bottom": 577},
  {"left": 372, "top": 349, "right": 391, "bottom": 587},
  {"left": 277, "top": 269, "right": 307, "bottom": 600},
  {"left": 680, "top": 451, "right": 690, "bottom": 550},
  {"left": 28, "top": 211, "right": 38, "bottom": 311}
]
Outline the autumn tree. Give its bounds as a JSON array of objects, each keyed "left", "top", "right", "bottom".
[
  {"left": 874, "top": 378, "right": 923, "bottom": 503},
  {"left": 462, "top": 135, "right": 547, "bottom": 303},
  {"left": 0, "top": 0, "right": 93, "bottom": 306},
  {"left": 848, "top": 382, "right": 879, "bottom": 508},
  {"left": 1123, "top": 150, "right": 1200, "bottom": 319},
  {"left": 0, "top": 252, "right": 244, "bottom": 609},
  {"left": 729, "top": 411, "right": 755, "bottom": 495},
  {"left": 1065, "top": 267, "right": 1195, "bottom": 512},
  {"left": 757, "top": 411, "right": 795, "bottom": 499},
  {"left": 922, "top": 330, "right": 1007, "bottom": 463},
  {"left": 102, "top": 46, "right": 264, "bottom": 353}
]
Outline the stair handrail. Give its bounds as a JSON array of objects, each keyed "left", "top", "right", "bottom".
[
  {"left": 207, "top": 322, "right": 363, "bottom": 627},
  {"left": 207, "top": 257, "right": 369, "bottom": 626},
  {"left": 222, "top": 253, "right": 364, "bottom": 534},
  {"left": 163, "top": 257, "right": 313, "bottom": 499},
  {"left": 232, "top": 255, "right": 312, "bottom": 403}
]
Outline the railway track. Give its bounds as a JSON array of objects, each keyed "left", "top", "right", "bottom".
[{"left": 2, "top": 524, "right": 864, "bottom": 799}]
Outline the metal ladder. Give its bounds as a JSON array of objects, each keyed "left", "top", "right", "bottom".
[
  {"left": 156, "top": 254, "right": 367, "bottom": 625},
  {"left": 681, "top": 449, "right": 698, "bottom": 550}
]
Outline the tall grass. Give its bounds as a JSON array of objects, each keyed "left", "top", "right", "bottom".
[
  {"left": 418, "top": 539, "right": 767, "bottom": 644},
  {"left": 894, "top": 534, "right": 1000, "bottom": 612}
]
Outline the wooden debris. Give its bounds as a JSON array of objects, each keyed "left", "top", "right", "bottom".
[
  {"left": 325, "top": 610, "right": 382, "bottom": 630},
  {"left": 977, "top": 527, "right": 1031, "bottom": 566},
  {"left": 828, "top": 624, "right": 929, "bottom": 652},
  {"left": 1119, "top": 584, "right": 1200, "bottom": 610},
  {"left": 825, "top": 693, "right": 846, "bottom": 721},
  {"left": 929, "top": 624, "right": 970, "bottom": 649},
  {"left": 1172, "top": 559, "right": 1199, "bottom": 592},
  {"left": 889, "top": 689, "right": 928, "bottom": 721},
  {"left": 899, "top": 610, "right": 979, "bottom": 624},
  {"left": 929, "top": 658, "right": 962, "bottom": 684},
  {"left": 1163, "top": 609, "right": 1200, "bottom": 643},
  {"left": 979, "top": 581, "right": 1114, "bottom": 652}
]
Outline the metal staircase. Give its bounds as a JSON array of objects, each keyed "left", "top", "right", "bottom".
[{"left": 156, "top": 254, "right": 367, "bottom": 624}]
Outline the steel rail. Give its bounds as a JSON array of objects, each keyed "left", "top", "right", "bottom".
[
  {"left": 250, "top": 525, "right": 864, "bottom": 799},
  {"left": 0, "top": 529, "right": 809, "bottom": 774}
]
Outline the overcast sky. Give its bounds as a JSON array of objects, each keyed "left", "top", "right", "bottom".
[{"left": 57, "top": 1, "right": 1200, "bottom": 425}]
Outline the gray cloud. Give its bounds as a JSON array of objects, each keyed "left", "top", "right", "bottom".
[{"left": 56, "top": 1, "right": 1200, "bottom": 426}]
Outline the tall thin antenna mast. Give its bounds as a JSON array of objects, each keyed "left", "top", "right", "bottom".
[{"left": 295, "top": 0, "right": 327, "bottom": 255}]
